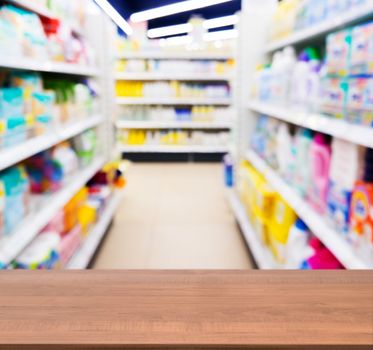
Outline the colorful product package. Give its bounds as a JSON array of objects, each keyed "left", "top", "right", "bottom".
[
  {"left": 73, "top": 129, "right": 97, "bottom": 166},
  {"left": 59, "top": 225, "right": 82, "bottom": 265},
  {"left": 350, "top": 21, "right": 373, "bottom": 76},
  {"left": 349, "top": 181, "right": 373, "bottom": 257},
  {"left": 326, "top": 29, "right": 352, "bottom": 76},
  {"left": 0, "top": 166, "right": 29, "bottom": 236},
  {"left": 346, "top": 77, "right": 373, "bottom": 126},
  {"left": 0, "top": 180, "right": 4, "bottom": 238},
  {"left": 0, "top": 88, "right": 24, "bottom": 119},
  {"left": 320, "top": 77, "right": 349, "bottom": 119}
]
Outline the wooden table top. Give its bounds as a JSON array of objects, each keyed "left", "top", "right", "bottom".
[{"left": 0, "top": 270, "right": 372, "bottom": 349}]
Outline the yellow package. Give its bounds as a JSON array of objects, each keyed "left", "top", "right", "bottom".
[
  {"left": 268, "top": 194, "right": 297, "bottom": 263},
  {"left": 78, "top": 204, "right": 97, "bottom": 235}
]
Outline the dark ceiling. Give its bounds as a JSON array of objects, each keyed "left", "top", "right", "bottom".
[{"left": 109, "top": 0, "right": 242, "bottom": 31}]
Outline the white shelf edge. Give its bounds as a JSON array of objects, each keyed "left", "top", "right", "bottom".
[
  {"left": 119, "top": 145, "right": 229, "bottom": 153},
  {"left": 116, "top": 121, "right": 232, "bottom": 130},
  {"left": 247, "top": 101, "right": 373, "bottom": 149},
  {"left": 115, "top": 73, "right": 232, "bottom": 81},
  {"left": 0, "top": 116, "right": 102, "bottom": 172},
  {"left": 116, "top": 52, "right": 235, "bottom": 60},
  {"left": 0, "top": 157, "right": 105, "bottom": 267},
  {"left": 228, "top": 191, "right": 279, "bottom": 269},
  {"left": 246, "top": 149, "right": 372, "bottom": 270},
  {"left": 0, "top": 57, "right": 99, "bottom": 76},
  {"left": 66, "top": 190, "right": 123, "bottom": 269},
  {"left": 116, "top": 97, "right": 232, "bottom": 106},
  {"left": 266, "top": 4, "right": 373, "bottom": 52}
]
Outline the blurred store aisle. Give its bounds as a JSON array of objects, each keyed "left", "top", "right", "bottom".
[{"left": 93, "top": 163, "right": 252, "bottom": 269}]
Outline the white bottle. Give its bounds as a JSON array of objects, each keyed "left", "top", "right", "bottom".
[
  {"left": 290, "top": 54, "right": 311, "bottom": 110},
  {"left": 276, "top": 123, "right": 294, "bottom": 181},
  {"left": 279, "top": 46, "right": 297, "bottom": 105},
  {"left": 285, "top": 219, "right": 314, "bottom": 269}
]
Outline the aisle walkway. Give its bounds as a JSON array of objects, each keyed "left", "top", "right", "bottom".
[{"left": 93, "top": 163, "right": 252, "bottom": 269}]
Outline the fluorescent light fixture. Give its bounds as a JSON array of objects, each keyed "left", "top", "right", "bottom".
[
  {"left": 131, "top": 0, "right": 233, "bottom": 23},
  {"left": 159, "top": 35, "right": 193, "bottom": 47},
  {"left": 94, "top": 0, "right": 132, "bottom": 36},
  {"left": 203, "top": 14, "right": 239, "bottom": 29},
  {"left": 203, "top": 29, "right": 238, "bottom": 42},
  {"left": 148, "top": 23, "right": 193, "bottom": 39}
]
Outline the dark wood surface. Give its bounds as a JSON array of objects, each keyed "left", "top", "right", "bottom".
[{"left": 0, "top": 271, "right": 372, "bottom": 349}]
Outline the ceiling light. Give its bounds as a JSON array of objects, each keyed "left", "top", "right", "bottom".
[
  {"left": 203, "top": 29, "right": 238, "bottom": 42},
  {"left": 130, "top": 0, "right": 233, "bottom": 23},
  {"left": 94, "top": 0, "right": 132, "bottom": 36},
  {"left": 203, "top": 14, "right": 239, "bottom": 30},
  {"left": 148, "top": 23, "right": 193, "bottom": 39}
]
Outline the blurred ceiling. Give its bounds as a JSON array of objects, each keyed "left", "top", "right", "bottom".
[{"left": 108, "top": 0, "right": 242, "bottom": 30}]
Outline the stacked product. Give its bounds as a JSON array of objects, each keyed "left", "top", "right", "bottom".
[
  {"left": 10, "top": 160, "right": 126, "bottom": 270},
  {"left": 0, "top": 3, "right": 94, "bottom": 65},
  {"left": 118, "top": 129, "right": 229, "bottom": 147},
  {"left": 116, "top": 81, "right": 230, "bottom": 100},
  {"left": 118, "top": 106, "right": 233, "bottom": 124},
  {"left": 238, "top": 160, "right": 343, "bottom": 269},
  {"left": 116, "top": 59, "right": 234, "bottom": 75},
  {"left": 251, "top": 114, "right": 373, "bottom": 262},
  {"left": 253, "top": 20, "right": 373, "bottom": 126},
  {"left": 270, "top": 0, "right": 369, "bottom": 42},
  {"left": 0, "top": 71, "right": 96, "bottom": 150}
]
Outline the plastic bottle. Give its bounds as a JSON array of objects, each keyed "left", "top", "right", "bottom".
[
  {"left": 294, "top": 128, "right": 313, "bottom": 197},
  {"left": 223, "top": 154, "right": 234, "bottom": 188},
  {"left": 308, "top": 133, "right": 332, "bottom": 214},
  {"left": 285, "top": 219, "right": 314, "bottom": 269},
  {"left": 276, "top": 123, "right": 295, "bottom": 182},
  {"left": 278, "top": 46, "right": 297, "bottom": 105}
]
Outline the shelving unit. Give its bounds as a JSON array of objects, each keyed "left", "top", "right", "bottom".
[
  {"left": 116, "top": 120, "right": 231, "bottom": 130},
  {"left": 228, "top": 191, "right": 278, "bottom": 269},
  {"left": 231, "top": 1, "right": 373, "bottom": 270},
  {"left": 247, "top": 101, "right": 373, "bottom": 149},
  {"left": 0, "top": 1, "right": 118, "bottom": 269},
  {"left": 0, "top": 157, "right": 105, "bottom": 267},
  {"left": 119, "top": 145, "right": 229, "bottom": 153},
  {"left": 0, "top": 116, "right": 102, "bottom": 172},
  {"left": 117, "top": 52, "right": 234, "bottom": 60},
  {"left": 116, "top": 97, "right": 232, "bottom": 106},
  {"left": 115, "top": 72, "right": 232, "bottom": 81},
  {"left": 265, "top": 2, "right": 373, "bottom": 52},
  {"left": 246, "top": 150, "right": 371, "bottom": 270},
  {"left": 66, "top": 190, "right": 123, "bottom": 269}
]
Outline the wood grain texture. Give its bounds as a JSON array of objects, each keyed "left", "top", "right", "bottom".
[{"left": 0, "top": 271, "right": 372, "bottom": 349}]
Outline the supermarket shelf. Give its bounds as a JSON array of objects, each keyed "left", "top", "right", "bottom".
[
  {"left": 266, "top": 3, "right": 373, "bottom": 52},
  {"left": 115, "top": 72, "right": 233, "bottom": 81},
  {"left": 0, "top": 157, "right": 105, "bottom": 267},
  {"left": 246, "top": 149, "right": 372, "bottom": 270},
  {"left": 117, "top": 52, "right": 234, "bottom": 60},
  {"left": 228, "top": 191, "right": 279, "bottom": 269},
  {"left": 116, "top": 120, "right": 232, "bottom": 130},
  {"left": 0, "top": 116, "right": 102, "bottom": 172},
  {"left": 119, "top": 145, "right": 229, "bottom": 153},
  {"left": 66, "top": 190, "right": 123, "bottom": 269},
  {"left": 247, "top": 101, "right": 373, "bottom": 149},
  {"left": 0, "top": 57, "right": 99, "bottom": 76},
  {"left": 116, "top": 97, "right": 232, "bottom": 106},
  {"left": 7, "top": 0, "right": 84, "bottom": 37}
]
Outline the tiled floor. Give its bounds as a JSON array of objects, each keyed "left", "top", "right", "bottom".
[{"left": 93, "top": 163, "right": 253, "bottom": 269}]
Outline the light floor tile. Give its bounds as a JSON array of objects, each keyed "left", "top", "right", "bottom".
[{"left": 93, "top": 163, "right": 253, "bottom": 269}]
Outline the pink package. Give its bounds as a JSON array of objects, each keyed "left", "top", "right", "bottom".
[
  {"left": 59, "top": 225, "right": 82, "bottom": 265},
  {"left": 43, "top": 210, "right": 65, "bottom": 234}
]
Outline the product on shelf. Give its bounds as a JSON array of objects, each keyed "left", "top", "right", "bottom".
[
  {"left": 0, "top": 1, "right": 94, "bottom": 65},
  {"left": 118, "top": 129, "right": 229, "bottom": 147},
  {"left": 0, "top": 166, "right": 29, "bottom": 238},
  {"left": 250, "top": 113, "right": 373, "bottom": 262},
  {"left": 118, "top": 105, "right": 233, "bottom": 124},
  {"left": 116, "top": 81, "right": 230, "bottom": 99},
  {"left": 116, "top": 59, "right": 235, "bottom": 75},
  {"left": 238, "top": 160, "right": 343, "bottom": 269},
  {"left": 269, "top": 0, "right": 369, "bottom": 42}
]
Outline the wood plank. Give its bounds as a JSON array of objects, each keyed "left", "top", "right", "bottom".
[{"left": 0, "top": 271, "right": 372, "bottom": 349}]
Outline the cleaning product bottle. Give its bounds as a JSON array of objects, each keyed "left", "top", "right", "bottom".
[
  {"left": 294, "top": 128, "right": 313, "bottom": 197},
  {"left": 279, "top": 46, "right": 297, "bottom": 105},
  {"left": 308, "top": 133, "right": 332, "bottom": 214},
  {"left": 276, "top": 122, "right": 295, "bottom": 182},
  {"left": 290, "top": 50, "right": 310, "bottom": 110},
  {"left": 285, "top": 218, "right": 314, "bottom": 269}
]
